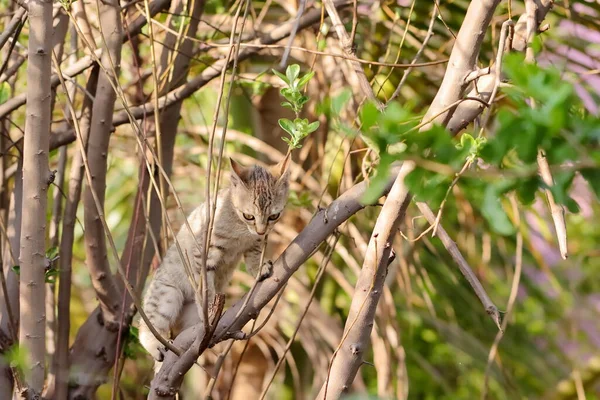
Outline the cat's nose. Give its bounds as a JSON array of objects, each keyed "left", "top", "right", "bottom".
[{"left": 256, "top": 230, "right": 266, "bottom": 236}]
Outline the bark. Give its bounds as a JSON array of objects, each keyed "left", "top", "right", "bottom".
[
  {"left": 445, "top": 0, "right": 553, "bottom": 134},
  {"left": 316, "top": 166, "right": 412, "bottom": 399},
  {"left": 18, "top": 0, "right": 53, "bottom": 395},
  {"left": 82, "top": 0, "right": 123, "bottom": 327},
  {"left": 51, "top": 65, "right": 99, "bottom": 400},
  {"left": 420, "top": 0, "right": 502, "bottom": 129},
  {"left": 0, "top": 157, "right": 22, "bottom": 399},
  {"left": 67, "top": 0, "right": 205, "bottom": 396},
  {"left": 149, "top": 170, "right": 400, "bottom": 398}
]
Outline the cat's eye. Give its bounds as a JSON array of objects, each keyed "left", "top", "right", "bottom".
[
  {"left": 243, "top": 213, "right": 255, "bottom": 221},
  {"left": 268, "top": 213, "right": 280, "bottom": 221}
]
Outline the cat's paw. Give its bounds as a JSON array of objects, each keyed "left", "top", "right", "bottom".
[
  {"left": 257, "top": 260, "right": 273, "bottom": 281},
  {"left": 139, "top": 328, "right": 168, "bottom": 362}
]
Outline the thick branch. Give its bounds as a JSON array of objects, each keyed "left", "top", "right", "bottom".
[
  {"left": 82, "top": 0, "right": 123, "bottom": 327},
  {"left": 316, "top": 164, "right": 412, "bottom": 399},
  {"left": 18, "top": 0, "right": 53, "bottom": 395},
  {"left": 445, "top": 0, "right": 553, "bottom": 134},
  {"left": 421, "top": 0, "right": 502, "bottom": 129},
  {"left": 53, "top": 65, "right": 99, "bottom": 400}
]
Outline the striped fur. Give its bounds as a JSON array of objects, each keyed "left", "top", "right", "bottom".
[{"left": 139, "top": 158, "right": 290, "bottom": 368}]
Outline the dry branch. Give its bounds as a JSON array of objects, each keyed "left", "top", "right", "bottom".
[
  {"left": 316, "top": 165, "right": 412, "bottom": 399},
  {"left": 0, "top": 8, "right": 26, "bottom": 52},
  {"left": 445, "top": 0, "right": 553, "bottom": 134},
  {"left": 82, "top": 0, "right": 124, "bottom": 328},
  {"left": 149, "top": 170, "right": 399, "bottom": 398},
  {"left": 0, "top": 159, "right": 22, "bottom": 398},
  {"left": 52, "top": 64, "right": 99, "bottom": 400},
  {"left": 18, "top": 0, "right": 53, "bottom": 395},
  {"left": 322, "top": 0, "right": 383, "bottom": 108}
]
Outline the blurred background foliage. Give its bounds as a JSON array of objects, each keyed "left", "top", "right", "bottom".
[{"left": 3, "top": 0, "right": 600, "bottom": 398}]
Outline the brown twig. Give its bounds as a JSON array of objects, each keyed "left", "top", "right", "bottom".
[
  {"left": 317, "top": 165, "right": 412, "bottom": 399},
  {"left": 416, "top": 202, "right": 502, "bottom": 329}
]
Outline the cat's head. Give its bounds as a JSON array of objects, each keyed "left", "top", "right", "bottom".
[{"left": 229, "top": 156, "right": 291, "bottom": 236}]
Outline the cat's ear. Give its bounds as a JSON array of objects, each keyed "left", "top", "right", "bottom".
[
  {"left": 230, "top": 158, "right": 247, "bottom": 187},
  {"left": 270, "top": 154, "right": 291, "bottom": 184}
]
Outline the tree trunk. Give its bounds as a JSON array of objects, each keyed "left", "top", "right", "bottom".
[{"left": 18, "top": 0, "right": 53, "bottom": 395}]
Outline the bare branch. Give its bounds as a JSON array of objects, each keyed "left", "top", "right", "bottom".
[
  {"left": 316, "top": 165, "right": 412, "bottom": 399},
  {"left": 416, "top": 202, "right": 502, "bottom": 329},
  {"left": 67, "top": 0, "right": 206, "bottom": 395},
  {"left": 0, "top": 8, "right": 26, "bottom": 52},
  {"left": 445, "top": 0, "right": 554, "bottom": 134},
  {"left": 18, "top": 0, "right": 53, "bottom": 394},
  {"left": 53, "top": 64, "right": 99, "bottom": 400},
  {"left": 82, "top": 0, "right": 124, "bottom": 327},
  {"left": 0, "top": 157, "right": 22, "bottom": 398},
  {"left": 111, "top": 0, "right": 351, "bottom": 126},
  {"left": 421, "top": 0, "right": 502, "bottom": 129}
]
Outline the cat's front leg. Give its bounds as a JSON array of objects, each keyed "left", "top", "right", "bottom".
[{"left": 244, "top": 242, "right": 273, "bottom": 281}]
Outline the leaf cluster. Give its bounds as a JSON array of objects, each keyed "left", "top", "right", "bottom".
[
  {"left": 273, "top": 64, "right": 320, "bottom": 149},
  {"left": 359, "top": 54, "right": 600, "bottom": 234}
]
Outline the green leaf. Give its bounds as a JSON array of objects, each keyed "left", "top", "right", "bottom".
[
  {"left": 286, "top": 64, "right": 301, "bottom": 85},
  {"left": 360, "top": 101, "right": 379, "bottom": 131},
  {"left": 278, "top": 118, "right": 295, "bottom": 136},
  {"left": 307, "top": 121, "right": 320, "bottom": 134},
  {"left": 362, "top": 155, "right": 394, "bottom": 204},
  {"left": 272, "top": 69, "right": 289, "bottom": 85},
  {"left": 331, "top": 89, "right": 352, "bottom": 115},
  {"left": 46, "top": 246, "right": 59, "bottom": 260},
  {"left": 11, "top": 265, "right": 20, "bottom": 275},
  {"left": 297, "top": 71, "right": 315, "bottom": 89},
  {"left": 482, "top": 184, "right": 515, "bottom": 236}
]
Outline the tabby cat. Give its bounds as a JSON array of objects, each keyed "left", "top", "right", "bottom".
[{"left": 139, "top": 157, "right": 290, "bottom": 365}]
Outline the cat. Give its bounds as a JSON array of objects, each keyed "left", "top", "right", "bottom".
[{"left": 138, "top": 157, "right": 290, "bottom": 367}]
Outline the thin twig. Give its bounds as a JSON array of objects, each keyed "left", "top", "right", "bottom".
[{"left": 481, "top": 195, "right": 523, "bottom": 399}]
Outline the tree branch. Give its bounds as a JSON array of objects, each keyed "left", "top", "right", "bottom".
[
  {"left": 421, "top": 0, "right": 502, "bottom": 129},
  {"left": 322, "top": 0, "right": 383, "bottom": 109},
  {"left": 67, "top": 0, "right": 205, "bottom": 396},
  {"left": 82, "top": 0, "right": 124, "bottom": 328},
  {"left": 52, "top": 64, "right": 99, "bottom": 400},
  {"left": 18, "top": 0, "right": 53, "bottom": 395},
  {"left": 316, "top": 164, "right": 412, "bottom": 399},
  {"left": 445, "top": 0, "right": 554, "bottom": 134}
]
